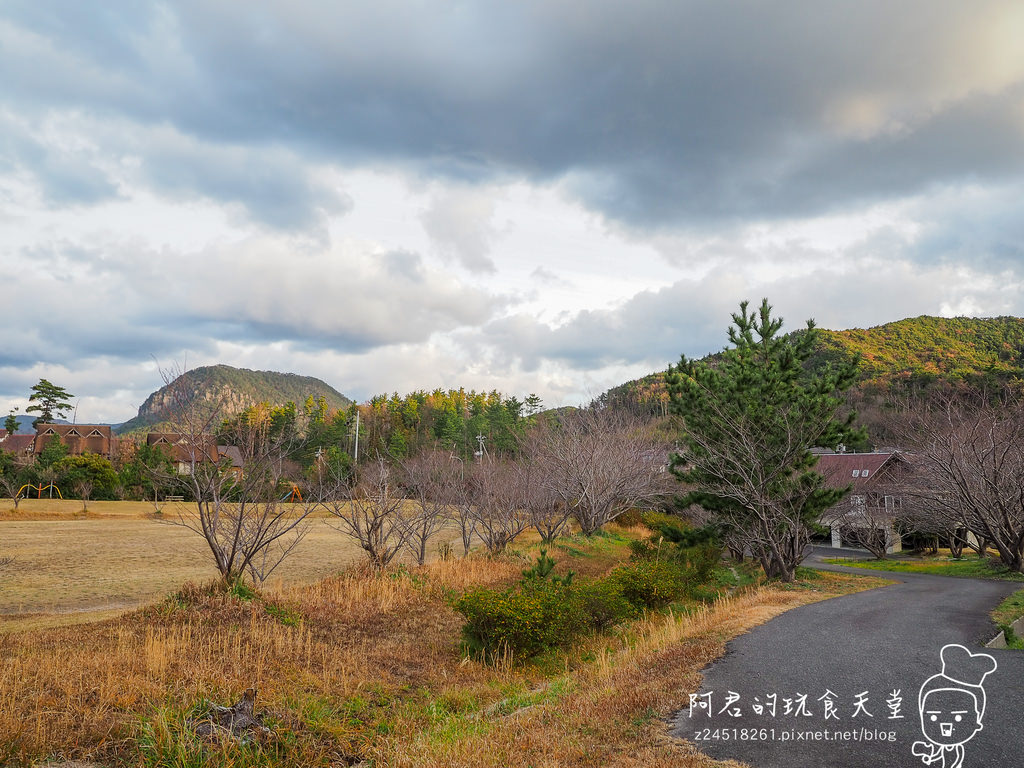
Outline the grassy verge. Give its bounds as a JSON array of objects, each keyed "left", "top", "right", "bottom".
[
  {"left": 823, "top": 553, "right": 1024, "bottom": 581},
  {"left": 992, "top": 588, "right": 1024, "bottom": 649},
  {"left": 0, "top": 528, "right": 886, "bottom": 767}
]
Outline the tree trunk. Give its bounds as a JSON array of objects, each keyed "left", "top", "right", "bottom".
[{"left": 948, "top": 530, "right": 965, "bottom": 560}]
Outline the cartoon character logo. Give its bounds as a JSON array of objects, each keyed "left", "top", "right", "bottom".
[{"left": 912, "top": 644, "right": 997, "bottom": 768}]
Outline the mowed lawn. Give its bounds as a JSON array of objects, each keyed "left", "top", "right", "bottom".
[{"left": 0, "top": 499, "right": 461, "bottom": 624}]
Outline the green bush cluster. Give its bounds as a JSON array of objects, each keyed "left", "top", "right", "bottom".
[
  {"left": 455, "top": 580, "right": 586, "bottom": 659},
  {"left": 455, "top": 549, "right": 699, "bottom": 659},
  {"left": 575, "top": 578, "right": 639, "bottom": 630},
  {"left": 629, "top": 511, "right": 722, "bottom": 583},
  {"left": 608, "top": 559, "right": 690, "bottom": 610}
]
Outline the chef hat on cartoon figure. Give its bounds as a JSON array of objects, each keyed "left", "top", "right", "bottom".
[{"left": 919, "top": 644, "right": 998, "bottom": 718}]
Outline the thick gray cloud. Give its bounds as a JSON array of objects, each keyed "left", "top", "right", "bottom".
[
  {"left": 0, "top": 238, "right": 503, "bottom": 371},
  {"left": 3, "top": 0, "right": 1022, "bottom": 231},
  {"left": 3, "top": 1, "right": 1024, "bottom": 421}
]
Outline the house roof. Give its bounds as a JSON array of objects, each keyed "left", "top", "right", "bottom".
[
  {"left": 32, "top": 424, "right": 113, "bottom": 456},
  {"left": 218, "top": 444, "right": 245, "bottom": 469},
  {"left": 147, "top": 432, "right": 220, "bottom": 463},
  {"left": 0, "top": 434, "right": 35, "bottom": 454},
  {"left": 35, "top": 423, "right": 111, "bottom": 439},
  {"left": 815, "top": 452, "right": 904, "bottom": 490}
]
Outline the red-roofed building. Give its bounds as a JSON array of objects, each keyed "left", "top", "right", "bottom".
[{"left": 815, "top": 451, "right": 912, "bottom": 553}]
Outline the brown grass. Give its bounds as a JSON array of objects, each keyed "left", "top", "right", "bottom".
[
  {"left": 377, "top": 571, "right": 880, "bottom": 768},
  {"left": 0, "top": 515, "right": 885, "bottom": 768},
  {"left": 0, "top": 500, "right": 466, "bottom": 619}
]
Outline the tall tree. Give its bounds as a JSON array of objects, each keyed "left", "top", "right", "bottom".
[
  {"left": 667, "top": 299, "right": 860, "bottom": 581},
  {"left": 26, "top": 379, "right": 74, "bottom": 428},
  {"left": 4, "top": 410, "right": 17, "bottom": 435}
]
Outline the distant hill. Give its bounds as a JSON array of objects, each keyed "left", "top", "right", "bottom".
[
  {"left": 601, "top": 315, "right": 1024, "bottom": 413},
  {"left": 815, "top": 315, "right": 1024, "bottom": 387},
  {"left": 116, "top": 365, "right": 352, "bottom": 435},
  {"left": 2, "top": 414, "right": 68, "bottom": 435}
]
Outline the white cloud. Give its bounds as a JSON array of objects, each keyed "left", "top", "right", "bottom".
[{"left": 3, "top": 1, "right": 1024, "bottom": 423}]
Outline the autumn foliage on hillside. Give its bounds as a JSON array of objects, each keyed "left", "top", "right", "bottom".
[{"left": 601, "top": 315, "right": 1024, "bottom": 418}]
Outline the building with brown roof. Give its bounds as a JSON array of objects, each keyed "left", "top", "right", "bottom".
[
  {"left": 815, "top": 451, "right": 912, "bottom": 553},
  {"left": 33, "top": 424, "right": 114, "bottom": 459},
  {"left": 0, "top": 433, "right": 36, "bottom": 457},
  {"left": 146, "top": 433, "right": 220, "bottom": 474}
]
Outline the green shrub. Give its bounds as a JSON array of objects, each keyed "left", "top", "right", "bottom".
[
  {"left": 630, "top": 512, "right": 723, "bottom": 583},
  {"left": 455, "top": 535, "right": 719, "bottom": 661},
  {"left": 627, "top": 537, "right": 661, "bottom": 560},
  {"left": 522, "top": 548, "right": 574, "bottom": 586},
  {"left": 640, "top": 510, "right": 688, "bottom": 535},
  {"left": 609, "top": 559, "right": 691, "bottom": 609},
  {"left": 455, "top": 580, "right": 587, "bottom": 659},
  {"left": 577, "top": 578, "right": 639, "bottom": 630},
  {"left": 681, "top": 541, "right": 722, "bottom": 583}
]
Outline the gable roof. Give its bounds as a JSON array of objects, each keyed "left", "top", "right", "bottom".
[
  {"left": 32, "top": 424, "right": 113, "bottom": 456},
  {"left": 815, "top": 452, "right": 906, "bottom": 490},
  {"left": 218, "top": 444, "right": 245, "bottom": 469},
  {"left": 146, "top": 432, "right": 220, "bottom": 463},
  {"left": 0, "top": 434, "right": 35, "bottom": 454}
]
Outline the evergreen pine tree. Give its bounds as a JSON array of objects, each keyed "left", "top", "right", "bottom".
[{"left": 666, "top": 299, "right": 861, "bottom": 581}]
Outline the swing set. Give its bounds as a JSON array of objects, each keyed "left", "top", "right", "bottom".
[
  {"left": 280, "top": 484, "right": 303, "bottom": 502},
  {"left": 17, "top": 483, "right": 63, "bottom": 499}
]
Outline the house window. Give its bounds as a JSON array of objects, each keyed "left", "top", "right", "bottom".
[
  {"left": 862, "top": 469, "right": 870, "bottom": 477},
  {"left": 852, "top": 470, "right": 860, "bottom": 477}
]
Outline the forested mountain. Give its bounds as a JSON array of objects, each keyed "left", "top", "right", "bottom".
[
  {"left": 815, "top": 315, "right": 1024, "bottom": 385},
  {"left": 600, "top": 316, "right": 1024, "bottom": 415},
  {"left": 116, "top": 365, "right": 352, "bottom": 434}
]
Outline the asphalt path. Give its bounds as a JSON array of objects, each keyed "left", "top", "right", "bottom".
[{"left": 670, "top": 548, "right": 1024, "bottom": 767}]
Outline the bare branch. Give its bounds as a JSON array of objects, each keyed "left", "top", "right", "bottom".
[{"left": 324, "top": 456, "right": 411, "bottom": 570}]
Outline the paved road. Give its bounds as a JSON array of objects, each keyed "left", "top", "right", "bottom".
[{"left": 671, "top": 549, "right": 1024, "bottom": 767}]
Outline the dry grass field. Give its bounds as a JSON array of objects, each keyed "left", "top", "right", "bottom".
[
  {"left": 0, "top": 499, "right": 463, "bottom": 626},
  {"left": 0, "top": 501, "right": 886, "bottom": 767}
]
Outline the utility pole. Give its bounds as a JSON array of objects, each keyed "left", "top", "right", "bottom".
[{"left": 353, "top": 409, "right": 360, "bottom": 464}]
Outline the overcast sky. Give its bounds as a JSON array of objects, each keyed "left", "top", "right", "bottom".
[{"left": 2, "top": 1, "right": 1024, "bottom": 423}]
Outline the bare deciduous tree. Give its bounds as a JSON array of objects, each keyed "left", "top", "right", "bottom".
[
  {"left": 466, "top": 458, "right": 529, "bottom": 554},
  {"left": 517, "top": 430, "right": 574, "bottom": 542},
  {"left": 0, "top": 471, "right": 23, "bottom": 510},
  {"left": 536, "top": 409, "right": 668, "bottom": 535},
  {"left": 399, "top": 451, "right": 453, "bottom": 566},
  {"left": 824, "top": 497, "right": 904, "bottom": 560},
  {"left": 326, "top": 457, "right": 411, "bottom": 570},
  {"left": 74, "top": 479, "right": 94, "bottom": 513},
  {"left": 159, "top": 366, "right": 315, "bottom": 585},
  {"left": 445, "top": 457, "right": 478, "bottom": 556},
  {"left": 896, "top": 389, "right": 1024, "bottom": 572}
]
